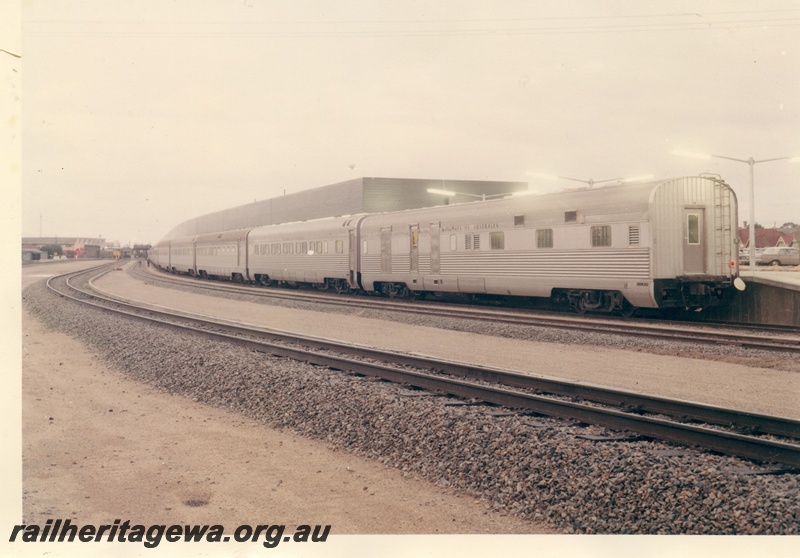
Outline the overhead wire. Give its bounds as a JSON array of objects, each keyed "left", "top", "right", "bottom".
[{"left": 26, "top": 9, "right": 800, "bottom": 38}]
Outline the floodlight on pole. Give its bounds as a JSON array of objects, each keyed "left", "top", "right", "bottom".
[
  {"left": 672, "top": 149, "right": 797, "bottom": 272},
  {"left": 425, "top": 188, "right": 519, "bottom": 202},
  {"left": 527, "top": 172, "right": 654, "bottom": 188},
  {"left": 560, "top": 176, "right": 622, "bottom": 187},
  {"left": 426, "top": 187, "right": 458, "bottom": 198}
]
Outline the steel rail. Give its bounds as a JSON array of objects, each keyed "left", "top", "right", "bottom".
[
  {"left": 92, "top": 272, "right": 800, "bottom": 440},
  {"left": 48, "top": 266, "right": 800, "bottom": 467},
  {"left": 137, "top": 264, "right": 800, "bottom": 353}
]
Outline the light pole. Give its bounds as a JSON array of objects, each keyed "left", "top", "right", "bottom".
[{"left": 672, "top": 150, "right": 797, "bottom": 272}]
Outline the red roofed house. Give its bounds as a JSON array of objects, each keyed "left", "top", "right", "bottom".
[{"left": 738, "top": 227, "right": 797, "bottom": 249}]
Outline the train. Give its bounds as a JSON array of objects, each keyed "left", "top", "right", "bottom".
[{"left": 149, "top": 176, "right": 743, "bottom": 315}]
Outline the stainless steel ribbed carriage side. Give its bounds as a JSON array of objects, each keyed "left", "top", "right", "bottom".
[
  {"left": 356, "top": 176, "right": 739, "bottom": 310},
  {"left": 246, "top": 216, "right": 365, "bottom": 288},
  {"left": 194, "top": 228, "right": 251, "bottom": 281},
  {"left": 149, "top": 239, "right": 171, "bottom": 269},
  {"left": 357, "top": 181, "right": 657, "bottom": 306},
  {"left": 166, "top": 235, "right": 198, "bottom": 275}
]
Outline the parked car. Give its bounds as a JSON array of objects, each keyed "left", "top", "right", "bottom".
[
  {"left": 757, "top": 247, "right": 800, "bottom": 266},
  {"left": 738, "top": 248, "right": 765, "bottom": 266},
  {"left": 738, "top": 250, "right": 749, "bottom": 265}
]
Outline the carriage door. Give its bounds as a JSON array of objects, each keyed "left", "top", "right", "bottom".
[
  {"left": 430, "top": 221, "right": 441, "bottom": 274},
  {"left": 683, "top": 208, "right": 706, "bottom": 274},
  {"left": 380, "top": 227, "right": 392, "bottom": 274},
  {"left": 348, "top": 228, "right": 358, "bottom": 287},
  {"left": 410, "top": 225, "right": 419, "bottom": 273}
]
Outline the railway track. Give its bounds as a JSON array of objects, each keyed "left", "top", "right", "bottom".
[
  {"left": 46, "top": 263, "right": 800, "bottom": 469},
  {"left": 134, "top": 263, "right": 800, "bottom": 353}
]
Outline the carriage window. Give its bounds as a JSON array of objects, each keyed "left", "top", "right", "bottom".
[
  {"left": 536, "top": 229, "right": 553, "bottom": 248},
  {"left": 450, "top": 234, "right": 457, "bottom": 251},
  {"left": 465, "top": 233, "right": 481, "bottom": 250},
  {"left": 362, "top": 240, "right": 368, "bottom": 254},
  {"left": 336, "top": 240, "right": 343, "bottom": 254},
  {"left": 514, "top": 215, "right": 525, "bottom": 227},
  {"left": 591, "top": 225, "right": 612, "bottom": 247},
  {"left": 565, "top": 211, "right": 578, "bottom": 223},
  {"left": 302, "top": 242, "right": 308, "bottom": 254},
  {"left": 323, "top": 241, "right": 329, "bottom": 254},
  {"left": 687, "top": 214, "right": 700, "bottom": 245},
  {"left": 490, "top": 232, "right": 505, "bottom": 250},
  {"left": 316, "top": 241, "right": 322, "bottom": 254}
]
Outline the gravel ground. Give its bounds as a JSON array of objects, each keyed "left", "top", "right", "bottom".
[
  {"left": 133, "top": 267, "right": 800, "bottom": 375},
  {"left": 22, "top": 278, "right": 800, "bottom": 534}
]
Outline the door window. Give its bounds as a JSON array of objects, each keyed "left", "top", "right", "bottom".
[{"left": 687, "top": 214, "right": 700, "bottom": 245}]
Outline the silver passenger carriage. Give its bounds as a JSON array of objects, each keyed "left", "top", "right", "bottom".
[
  {"left": 149, "top": 240, "right": 170, "bottom": 270},
  {"left": 358, "top": 176, "right": 739, "bottom": 312},
  {"left": 247, "top": 216, "right": 363, "bottom": 291},
  {"left": 166, "top": 235, "right": 197, "bottom": 275},
  {"left": 194, "top": 228, "right": 250, "bottom": 281}
]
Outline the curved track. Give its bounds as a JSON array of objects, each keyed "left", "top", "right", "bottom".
[
  {"left": 45, "top": 263, "right": 800, "bottom": 468},
  {"left": 137, "top": 264, "right": 800, "bottom": 353}
]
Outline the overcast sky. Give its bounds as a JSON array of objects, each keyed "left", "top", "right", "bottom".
[{"left": 17, "top": 1, "right": 800, "bottom": 246}]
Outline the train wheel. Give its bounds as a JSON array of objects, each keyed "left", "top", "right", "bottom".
[
  {"left": 397, "top": 285, "right": 412, "bottom": 299},
  {"left": 618, "top": 300, "right": 637, "bottom": 318},
  {"left": 383, "top": 283, "right": 398, "bottom": 298},
  {"left": 335, "top": 280, "right": 350, "bottom": 294}
]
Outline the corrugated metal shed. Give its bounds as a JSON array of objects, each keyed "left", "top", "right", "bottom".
[{"left": 161, "top": 177, "right": 526, "bottom": 240}]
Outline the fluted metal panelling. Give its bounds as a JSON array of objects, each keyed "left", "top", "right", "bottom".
[
  {"left": 363, "top": 249, "right": 649, "bottom": 279},
  {"left": 439, "top": 250, "right": 650, "bottom": 278},
  {"left": 650, "top": 177, "right": 736, "bottom": 278}
]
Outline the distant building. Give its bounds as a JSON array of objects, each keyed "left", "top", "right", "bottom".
[
  {"left": 22, "top": 248, "right": 46, "bottom": 262},
  {"left": 22, "top": 237, "right": 108, "bottom": 258},
  {"left": 161, "top": 176, "right": 528, "bottom": 240},
  {"left": 738, "top": 228, "right": 796, "bottom": 249},
  {"left": 132, "top": 244, "right": 151, "bottom": 258}
]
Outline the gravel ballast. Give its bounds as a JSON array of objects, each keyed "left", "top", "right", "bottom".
[{"left": 23, "top": 280, "right": 800, "bottom": 534}]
